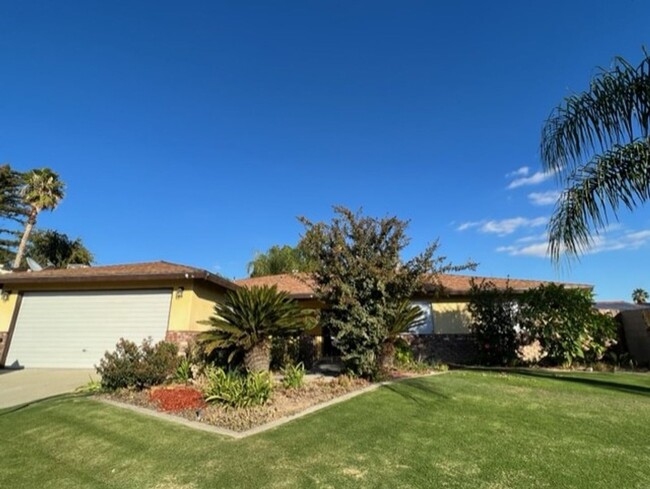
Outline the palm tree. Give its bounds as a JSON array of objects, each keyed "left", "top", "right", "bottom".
[
  {"left": 632, "top": 288, "right": 649, "bottom": 304},
  {"left": 541, "top": 51, "right": 650, "bottom": 261},
  {"left": 12, "top": 169, "right": 65, "bottom": 269},
  {"left": 199, "top": 285, "right": 315, "bottom": 372},
  {"left": 379, "top": 300, "right": 424, "bottom": 370}
]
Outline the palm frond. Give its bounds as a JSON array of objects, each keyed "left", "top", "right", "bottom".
[
  {"left": 541, "top": 52, "right": 650, "bottom": 175},
  {"left": 548, "top": 138, "right": 650, "bottom": 260}
]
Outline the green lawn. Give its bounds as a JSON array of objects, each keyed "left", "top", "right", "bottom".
[{"left": 1, "top": 370, "right": 649, "bottom": 488}]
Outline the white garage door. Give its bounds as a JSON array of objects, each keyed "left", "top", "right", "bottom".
[{"left": 5, "top": 289, "right": 172, "bottom": 369}]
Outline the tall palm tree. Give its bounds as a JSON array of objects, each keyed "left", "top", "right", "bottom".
[
  {"left": 12, "top": 168, "right": 65, "bottom": 269},
  {"left": 199, "top": 285, "right": 315, "bottom": 372},
  {"left": 632, "top": 288, "right": 649, "bottom": 304},
  {"left": 541, "top": 51, "right": 650, "bottom": 261}
]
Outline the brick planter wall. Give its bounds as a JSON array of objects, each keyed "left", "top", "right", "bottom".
[
  {"left": 403, "top": 334, "right": 479, "bottom": 365},
  {"left": 165, "top": 331, "right": 200, "bottom": 354}
]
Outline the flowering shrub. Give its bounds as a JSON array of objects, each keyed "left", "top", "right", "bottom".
[{"left": 149, "top": 386, "right": 206, "bottom": 412}]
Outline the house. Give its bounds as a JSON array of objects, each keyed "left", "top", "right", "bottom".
[
  {"left": 236, "top": 273, "right": 591, "bottom": 363},
  {"left": 0, "top": 262, "right": 238, "bottom": 368},
  {"left": 595, "top": 301, "right": 650, "bottom": 366},
  {"left": 0, "top": 260, "right": 591, "bottom": 368}
]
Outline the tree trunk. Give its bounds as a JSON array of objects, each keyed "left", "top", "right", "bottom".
[
  {"left": 244, "top": 339, "right": 271, "bottom": 373},
  {"left": 13, "top": 211, "right": 37, "bottom": 269},
  {"left": 379, "top": 341, "right": 396, "bottom": 371}
]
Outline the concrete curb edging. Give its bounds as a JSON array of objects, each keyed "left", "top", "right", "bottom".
[{"left": 96, "top": 371, "right": 448, "bottom": 439}]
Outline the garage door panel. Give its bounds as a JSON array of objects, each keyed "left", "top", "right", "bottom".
[{"left": 5, "top": 290, "right": 172, "bottom": 369}]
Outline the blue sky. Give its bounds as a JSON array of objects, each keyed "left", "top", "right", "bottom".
[{"left": 1, "top": 1, "right": 649, "bottom": 300}]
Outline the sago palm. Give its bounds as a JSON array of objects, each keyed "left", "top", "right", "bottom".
[
  {"left": 541, "top": 51, "right": 650, "bottom": 261},
  {"left": 13, "top": 168, "right": 65, "bottom": 269},
  {"left": 199, "top": 285, "right": 315, "bottom": 372},
  {"left": 380, "top": 300, "right": 424, "bottom": 370}
]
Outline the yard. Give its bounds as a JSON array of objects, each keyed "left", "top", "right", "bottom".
[{"left": 1, "top": 370, "right": 649, "bottom": 488}]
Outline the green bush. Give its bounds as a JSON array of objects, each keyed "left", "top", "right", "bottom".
[
  {"left": 280, "top": 362, "right": 305, "bottom": 389},
  {"left": 393, "top": 337, "right": 414, "bottom": 366},
  {"left": 520, "top": 284, "right": 618, "bottom": 367},
  {"left": 467, "top": 279, "right": 521, "bottom": 366},
  {"left": 203, "top": 366, "right": 272, "bottom": 408},
  {"left": 96, "top": 338, "right": 179, "bottom": 391},
  {"left": 270, "top": 335, "right": 301, "bottom": 370}
]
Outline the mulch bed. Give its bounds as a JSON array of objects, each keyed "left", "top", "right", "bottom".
[{"left": 100, "top": 376, "right": 370, "bottom": 432}]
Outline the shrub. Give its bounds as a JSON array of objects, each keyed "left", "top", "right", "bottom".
[
  {"left": 520, "top": 284, "right": 617, "bottom": 367},
  {"left": 467, "top": 279, "right": 521, "bottom": 366},
  {"left": 97, "top": 338, "right": 179, "bottom": 391},
  {"left": 174, "top": 357, "right": 193, "bottom": 383},
  {"left": 202, "top": 366, "right": 272, "bottom": 408},
  {"left": 149, "top": 386, "right": 206, "bottom": 412},
  {"left": 280, "top": 362, "right": 305, "bottom": 389},
  {"left": 394, "top": 337, "right": 414, "bottom": 366},
  {"left": 270, "top": 335, "right": 300, "bottom": 370}
]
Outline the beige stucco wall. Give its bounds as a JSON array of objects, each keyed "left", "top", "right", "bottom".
[{"left": 432, "top": 300, "right": 472, "bottom": 334}]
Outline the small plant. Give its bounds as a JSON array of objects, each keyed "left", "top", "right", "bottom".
[
  {"left": 174, "top": 357, "right": 193, "bottom": 383},
  {"left": 280, "top": 362, "right": 305, "bottom": 389},
  {"left": 74, "top": 377, "right": 103, "bottom": 394},
  {"left": 96, "top": 338, "right": 179, "bottom": 391},
  {"left": 394, "top": 338, "right": 414, "bottom": 366},
  {"left": 202, "top": 366, "right": 272, "bottom": 408}
]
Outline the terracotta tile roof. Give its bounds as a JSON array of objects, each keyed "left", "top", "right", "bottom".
[
  {"left": 235, "top": 272, "right": 591, "bottom": 298},
  {"left": 0, "top": 261, "right": 237, "bottom": 289},
  {"left": 235, "top": 273, "right": 316, "bottom": 298}
]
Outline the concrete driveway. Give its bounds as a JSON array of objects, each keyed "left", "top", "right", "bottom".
[{"left": 0, "top": 369, "right": 96, "bottom": 409}]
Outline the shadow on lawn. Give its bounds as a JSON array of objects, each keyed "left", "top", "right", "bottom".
[
  {"left": 460, "top": 366, "right": 650, "bottom": 398},
  {"left": 0, "top": 392, "right": 87, "bottom": 417},
  {"left": 382, "top": 377, "right": 449, "bottom": 405}
]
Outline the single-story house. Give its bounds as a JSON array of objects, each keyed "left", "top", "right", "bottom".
[
  {"left": 0, "top": 260, "right": 591, "bottom": 368},
  {"left": 236, "top": 273, "right": 591, "bottom": 363}
]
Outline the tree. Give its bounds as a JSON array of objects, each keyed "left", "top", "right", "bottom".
[
  {"left": 13, "top": 168, "right": 65, "bottom": 269},
  {"left": 632, "top": 288, "right": 649, "bottom": 304},
  {"left": 247, "top": 244, "right": 316, "bottom": 277},
  {"left": 467, "top": 279, "right": 521, "bottom": 366},
  {"left": 299, "top": 206, "right": 474, "bottom": 378},
  {"left": 541, "top": 51, "right": 650, "bottom": 260},
  {"left": 0, "top": 164, "right": 28, "bottom": 265},
  {"left": 198, "top": 285, "right": 315, "bottom": 372},
  {"left": 27, "top": 230, "right": 94, "bottom": 268}
]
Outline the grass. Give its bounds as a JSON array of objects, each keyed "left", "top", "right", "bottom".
[{"left": 1, "top": 370, "right": 649, "bottom": 488}]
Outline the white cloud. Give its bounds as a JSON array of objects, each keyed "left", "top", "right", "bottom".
[
  {"left": 506, "top": 166, "right": 529, "bottom": 178},
  {"left": 457, "top": 216, "right": 547, "bottom": 236},
  {"left": 507, "top": 169, "right": 556, "bottom": 189},
  {"left": 528, "top": 190, "right": 561, "bottom": 206},
  {"left": 497, "top": 227, "right": 650, "bottom": 258}
]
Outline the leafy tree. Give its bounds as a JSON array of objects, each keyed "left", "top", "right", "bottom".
[
  {"left": 467, "top": 279, "right": 521, "bottom": 366},
  {"left": 13, "top": 168, "right": 65, "bottom": 269},
  {"left": 199, "top": 285, "right": 315, "bottom": 372},
  {"left": 520, "top": 284, "right": 617, "bottom": 366},
  {"left": 299, "top": 206, "right": 474, "bottom": 378},
  {"left": 0, "top": 164, "right": 28, "bottom": 264},
  {"left": 247, "top": 244, "right": 316, "bottom": 277},
  {"left": 632, "top": 288, "right": 649, "bottom": 304},
  {"left": 541, "top": 51, "right": 650, "bottom": 260},
  {"left": 27, "top": 229, "right": 94, "bottom": 268}
]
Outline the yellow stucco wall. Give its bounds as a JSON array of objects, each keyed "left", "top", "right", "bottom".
[
  {"left": 432, "top": 300, "right": 472, "bottom": 334},
  {"left": 0, "top": 292, "right": 19, "bottom": 333}
]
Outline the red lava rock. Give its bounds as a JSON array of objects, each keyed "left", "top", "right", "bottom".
[{"left": 149, "top": 386, "right": 206, "bottom": 412}]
